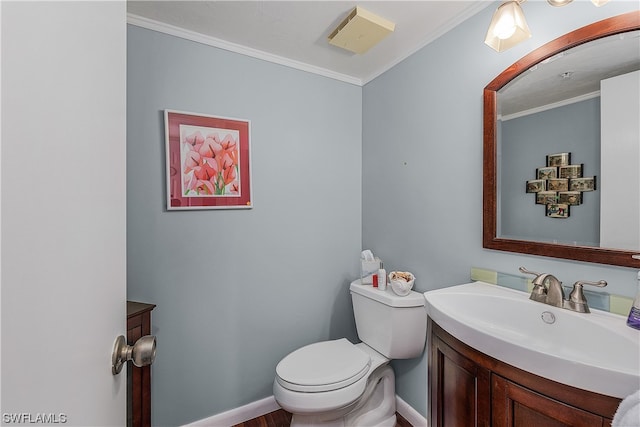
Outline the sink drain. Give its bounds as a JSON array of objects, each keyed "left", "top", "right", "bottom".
[{"left": 541, "top": 311, "right": 556, "bottom": 324}]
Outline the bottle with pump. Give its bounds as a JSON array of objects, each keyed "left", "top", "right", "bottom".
[{"left": 627, "top": 269, "right": 640, "bottom": 330}]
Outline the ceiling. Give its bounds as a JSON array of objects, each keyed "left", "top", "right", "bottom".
[
  {"left": 126, "top": 1, "right": 493, "bottom": 85},
  {"left": 499, "top": 29, "right": 640, "bottom": 118}
]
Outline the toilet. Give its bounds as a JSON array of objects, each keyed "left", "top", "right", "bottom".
[{"left": 273, "top": 280, "right": 427, "bottom": 427}]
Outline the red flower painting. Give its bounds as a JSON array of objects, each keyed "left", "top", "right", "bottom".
[
  {"left": 181, "top": 128, "right": 240, "bottom": 196},
  {"left": 165, "top": 110, "right": 251, "bottom": 210}
]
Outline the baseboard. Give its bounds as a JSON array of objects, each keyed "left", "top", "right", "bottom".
[
  {"left": 181, "top": 396, "right": 280, "bottom": 426},
  {"left": 183, "top": 394, "right": 428, "bottom": 427},
  {"left": 395, "top": 395, "right": 428, "bottom": 427}
]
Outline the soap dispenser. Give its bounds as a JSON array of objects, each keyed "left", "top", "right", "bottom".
[{"left": 627, "top": 266, "right": 640, "bottom": 330}]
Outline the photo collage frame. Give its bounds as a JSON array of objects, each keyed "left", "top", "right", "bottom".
[{"left": 525, "top": 152, "right": 596, "bottom": 218}]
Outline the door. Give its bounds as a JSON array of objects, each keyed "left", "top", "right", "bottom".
[
  {"left": 430, "top": 332, "right": 491, "bottom": 427},
  {"left": 492, "top": 375, "right": 605, "bottom": 427},
  {"left": 1, "top": 2, "right": 127, "bottom": 426}
]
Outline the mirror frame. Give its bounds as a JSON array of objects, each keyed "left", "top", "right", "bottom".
[{"left": 483, "top": 11, "right": 640, "bottom": 268}]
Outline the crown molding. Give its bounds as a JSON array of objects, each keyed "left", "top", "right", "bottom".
[
  {"left": 128, "top": 2, "right": 490, "bottom": 88},
  {"left": 500, "top": 90, "right": 601, "bottom": 121},
  {"left": 126, "top": 13, "right": 363, "bottom": 86}
]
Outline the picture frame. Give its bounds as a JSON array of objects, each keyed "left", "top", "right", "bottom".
[
  {"left": 526, "top": 179, "right": 546, "bottom": 193},
  {"left": 558, "top": 191, "right": 582, "bottom": 205},
  {"left": 537, "top": 166, "right": 557, "bottom": 180},
  {"left": 536, "top": 191, "right": 557, "bottom": 205},
  {"left": 546, "top": 203, "right": 570, "bottom": 218},
  {"left": 165, "top": 110, "right": 252, "bottom": 210},
  {"left": 559, "top": 164, "right": 583, "bottom": 179},
  {"left": 524, "top": 151, "right": 596, "bottom": 219},
  {"left": 570, "top": 177, "right": 596, "bottom": 192},
  {"left": 547, "top": 152, "right": 571, "bottom": 167},
  {"left": 547, "top": 178, "right": 569, "bottom": 191}
]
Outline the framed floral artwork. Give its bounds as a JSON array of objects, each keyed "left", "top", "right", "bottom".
[{"left": 165, "top": 110, "right": 252, "bottom": 210}]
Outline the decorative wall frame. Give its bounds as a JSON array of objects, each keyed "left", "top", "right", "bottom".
[
  {"left": 526, "top": 179, "right": 546, "bottom": 193},
  {"left": 165, "top": 110, "right": 252, "bottom": 210},
  {"left": 536, "top": 191, "right": 557, "bottom": 205},
  {"left": 546, "top": 152, "right": 570, "bottom": 167},
  {"left": 525, "top": 151, "right": 596, "bottom": 219},
  {"left": 559, "top": 164, "right": 583, "bottom": 179},
  {"left": 558, "top": 191, "right": 582, "bottom": 205},
  {"left": 570, "top": 177, "right": 596, "bottom": 192},
  {"left": 547, "top": 178, "right": 568, "bottom": 191},
  {"left": 537, "top": 167, "right": 557, "bottom": 180},
  {"left": 547, "top": 203, "right": 570, "bottom": 218}
]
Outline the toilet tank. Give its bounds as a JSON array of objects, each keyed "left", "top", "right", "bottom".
[{"left": 349, "top": 280, "right": 427, "bottom": 359}]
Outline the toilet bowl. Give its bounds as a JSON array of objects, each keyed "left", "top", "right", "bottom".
[{"left": 273, "top": 280, "right": 427, "bottom": 427}]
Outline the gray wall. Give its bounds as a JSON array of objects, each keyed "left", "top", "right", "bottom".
[
  {"left": 500, "top": 98, "right": 601, "bottom": 245},
  {"left": 127, "top": 26, "right": 362, "bottom": 426},
  {"left": 127, "top": 1, "right": 640, "bottom": 424},
  {"left": 362, "top": 0, "right": 639, "bottom": 417}
]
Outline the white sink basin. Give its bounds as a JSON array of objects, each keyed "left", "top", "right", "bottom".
[{"left": 424, "top": 281, "right": 640, "bottom": 399}]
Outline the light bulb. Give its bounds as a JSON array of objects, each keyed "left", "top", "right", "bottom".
[
  {"left": 547, "top": 0, "right": 574, "bottom": 6},
  {"left": 493, "top": 14, "right": 517, "bottom": 40},
  {"left": 484, "top": 1, "right": 531, "bottom": 52}
]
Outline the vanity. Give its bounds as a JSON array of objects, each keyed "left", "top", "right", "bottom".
[
  {"left": 425, "top": 282, "right": 639, "bottom": 427},
  {"left": 429, "top": 319, "right": 621, "bottom": 426},
  {"left": 452, "top": 9, "right": 640, "bottom": 424},
  {"left": 424, "top": 9, "right": 640, "bottom": 426}
]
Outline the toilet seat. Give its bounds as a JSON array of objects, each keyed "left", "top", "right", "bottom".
[{"left": 276, "top": 338, "right": 371, "bottom": 393}]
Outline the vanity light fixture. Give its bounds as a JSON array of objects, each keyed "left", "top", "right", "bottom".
[
  {"left": 485, "top": 0, "right": 614, "bottom": 52},
  {"left": 547, "top": 0, "right": 574, "bottom": 7},
  {"left": 484, "top": 0, "right": 532, "bottom": 52}
]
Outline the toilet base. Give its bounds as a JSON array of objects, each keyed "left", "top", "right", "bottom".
[{"left": 290, "top": 365, "right": 396, "bottom": 427}]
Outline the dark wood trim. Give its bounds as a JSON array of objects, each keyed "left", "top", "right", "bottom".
[
  {"left": 127, "top": 301, "right": 156, "bottom": 319},
  {"left": 127, "top": 301, "right": 156, "bottom": 427},
  {"left": 483, "top": 11, "right": 640, "bottom": 268},
  {"left": 233, "top": 409, "right": 413, "bottom": 427},
  {"left": 429, "top": 319, "right": 621, "bottom": 421}
]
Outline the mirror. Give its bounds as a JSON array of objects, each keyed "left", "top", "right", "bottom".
[{"left": 483, "top": 11, "right": 640, "bottom": 268}]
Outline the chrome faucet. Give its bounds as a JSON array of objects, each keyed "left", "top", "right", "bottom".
[{"left": 518, "top": 267, "right": 607, "bottom": 313}]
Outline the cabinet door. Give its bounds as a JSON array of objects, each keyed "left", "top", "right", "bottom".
[
  {"left": 431, "top": 334, "right": 491, "bottom": 427},
  {"left": 492, "top": 375, "right": 605, "bottom": 427}
]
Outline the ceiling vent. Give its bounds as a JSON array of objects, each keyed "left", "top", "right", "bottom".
[{"left": 328, "top": 7, "right": 395, "bottom": 54}]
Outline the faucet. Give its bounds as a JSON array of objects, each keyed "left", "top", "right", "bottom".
[
  {"left": 518, "top": 267, "right": 607, "bottom": 313},
  {"left": 519, "top": 267, "right": 564, "bottom": 307},
  {"left": 566, "top": 280, "right": 608, "bottom": 313}
]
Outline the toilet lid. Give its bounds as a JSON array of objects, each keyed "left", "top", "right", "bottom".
[{"left": 275, "top": 338, "right": 371, "bottom": 393}]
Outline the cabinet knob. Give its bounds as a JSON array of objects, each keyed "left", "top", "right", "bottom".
[{"left": 111, "top": 335, "right": 156, "bottom": 375}]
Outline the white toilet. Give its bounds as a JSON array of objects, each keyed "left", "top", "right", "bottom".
[{"left": 273, "top": 280, "right": 427, "bottom": 427}]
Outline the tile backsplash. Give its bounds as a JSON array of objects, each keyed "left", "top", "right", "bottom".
[{"left": 471, "top": 267, "right": 633, "bottom": 316}]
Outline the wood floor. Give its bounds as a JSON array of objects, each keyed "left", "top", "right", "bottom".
[{"left": 232, "top": 409, "right": 413, "bottom": 427}]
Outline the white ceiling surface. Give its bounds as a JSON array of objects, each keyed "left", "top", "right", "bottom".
[
  {"left": 126, "top": 1, "right": 493, "bottom": 85},
  {"left": 500, "top": 30, "right": 640, "bottom": 118}
]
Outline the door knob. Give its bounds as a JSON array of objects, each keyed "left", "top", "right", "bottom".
[{"left": 112, "top": 335, "right": 156, "bottom": 375}]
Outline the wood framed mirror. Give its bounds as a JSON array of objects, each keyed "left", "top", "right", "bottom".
[{"left": 483, "top": 11, "right": 640, "bottom": 268}]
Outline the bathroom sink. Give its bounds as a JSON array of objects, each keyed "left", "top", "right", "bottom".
[{"left": 424, "top": 281, "right": 640, "bottom": 399}]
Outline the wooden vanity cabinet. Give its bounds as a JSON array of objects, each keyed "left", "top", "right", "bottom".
[
  {"left": 127, "top": 301, "right": 156, "bottom": 427},
  {"left": 492, "top": 375, "right": 607, "bottom": 427},
  {"left": 430, "top": 326, "right": 491, "bottom": 426},
  {"left": 428, "top": 319, "right": 620, "bottom": 427}
]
